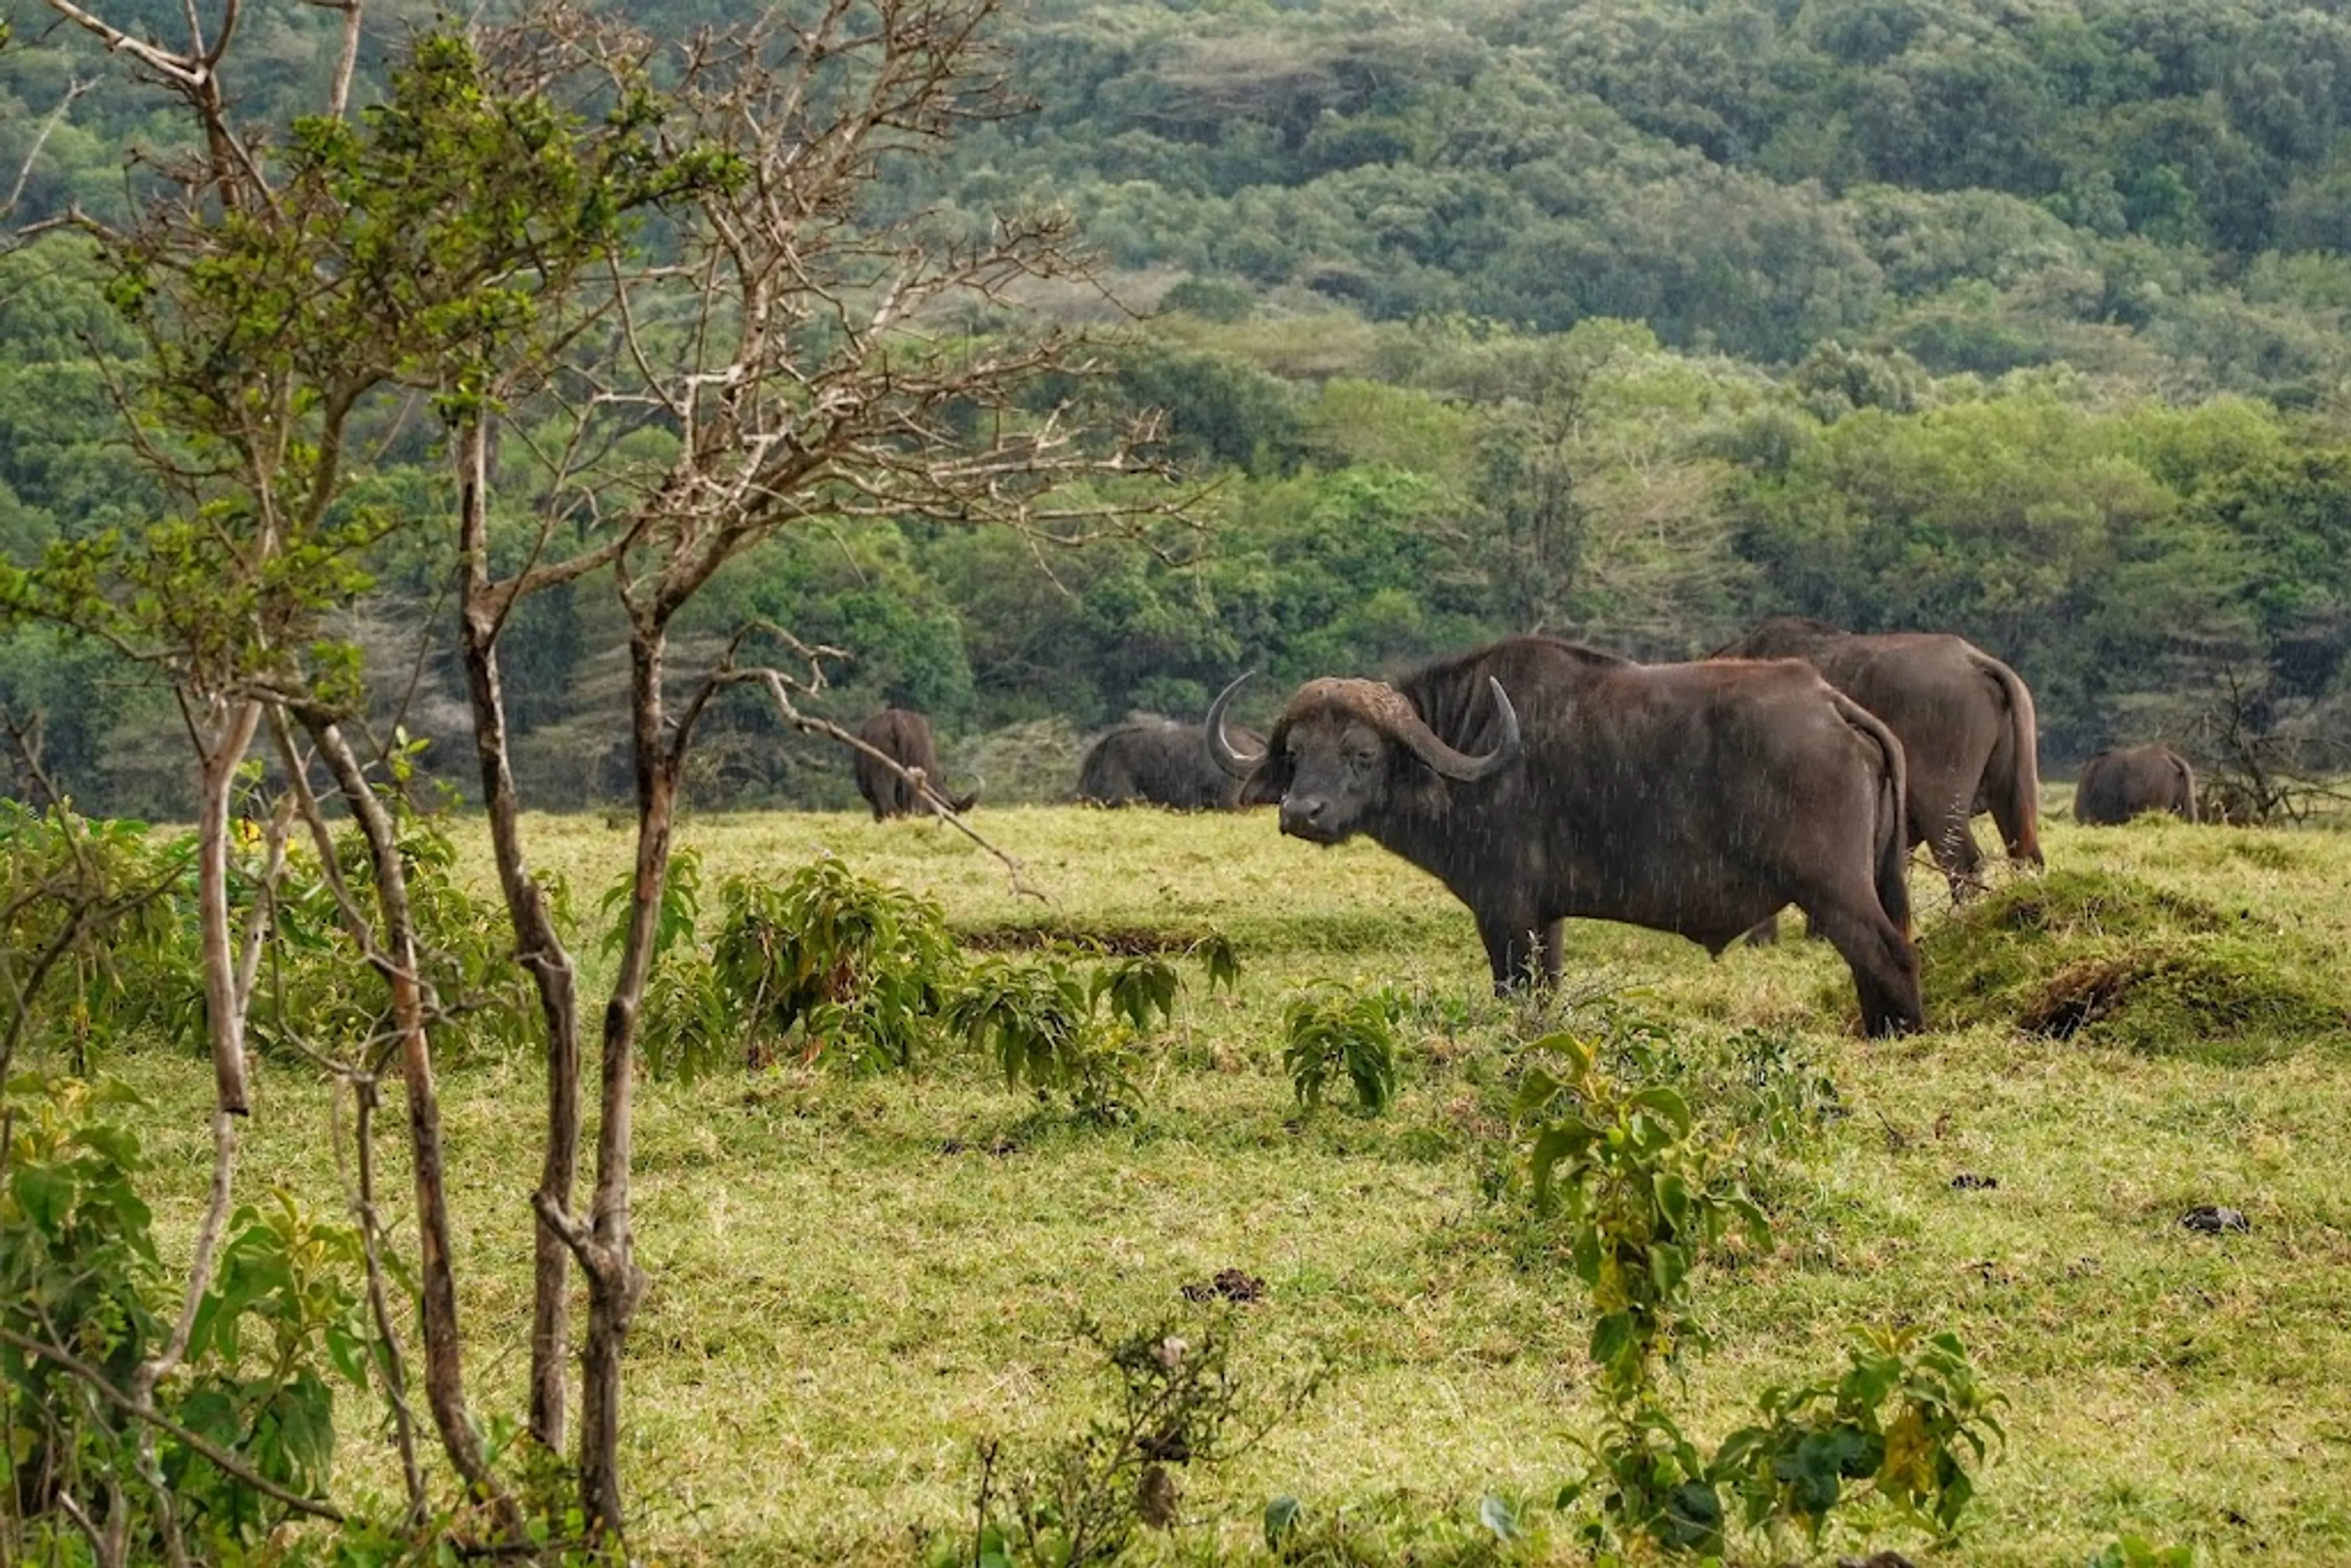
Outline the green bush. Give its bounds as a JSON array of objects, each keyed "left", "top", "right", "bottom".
[
  {"left": 0, "top": 802, "right": 198, "bottom": 1067},
  {"left": 1715, "top": 1325, "right": 2006, "bottom": 1548},
  {"left": 1280, "top": 983, "right": 1402, "bottom": 1116},
  {"left": 947, "top": 953, "right": 1138, "bottom": 1123},
  {"left": 1, "top": 1075, "right": 372, "bottom": 1556},
  {"left": 1520, "top": 1026, "right": 2000, "bottom": 1558},
  {"left": 704, "top": 857, "right": 961, "bottom": 1073}
]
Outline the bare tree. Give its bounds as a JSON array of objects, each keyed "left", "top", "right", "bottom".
[
  {"left": 2189, "top": 662, "right": 2351, "bottom": 823},
  {"left": 437, "top": 4, "right": 1165, "bottom": 1536}
]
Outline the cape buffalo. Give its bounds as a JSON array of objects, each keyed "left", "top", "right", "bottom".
[
  {"left": 1710, "top": 617, "right": 2043, "bottom": 895},
  {"left": 2074, "top": 743, "right": 2197, "bottom": 825},
  {"left": 1208, "top": 636, "right": 1923, "bottom": 1036},
  {"left": 1076, "top": 719, "right": 1264, "bottom": 810},
  {"left": 852, "top": 708, "right": 977, "bottom": 820}
]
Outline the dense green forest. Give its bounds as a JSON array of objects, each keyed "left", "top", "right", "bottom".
[{"left": 6, "top": 0, "right": 2351, "bottom": 813}]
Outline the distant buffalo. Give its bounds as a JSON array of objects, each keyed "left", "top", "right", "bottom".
[
  {"left": 853, "top": 708, "right": 977, "bottom": 820},
  {"left": 1210, "top": 636, "right": 1922, "bottom": 1036},
  {"left": 1711, "top": 617, "right": 2043, "bottom": 895},
  {"left": 2075, "top": 744, "right": 2197, "bottom": 825},
  {"left": 1077, "top": 719, "right": 1264, "bottom": 811}
]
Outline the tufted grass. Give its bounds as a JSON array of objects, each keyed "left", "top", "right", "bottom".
[{"left": 73, "top": 802, "right": 2351, "bottom": 1564}]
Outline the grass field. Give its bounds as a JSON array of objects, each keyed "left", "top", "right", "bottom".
[{"left": 87, "top": 800, "right": 2351, "bottom": 1565}]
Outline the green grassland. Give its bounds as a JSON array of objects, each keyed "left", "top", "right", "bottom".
[{"left": 97, "top": 801, "right": 2351, "bottom": 1564}]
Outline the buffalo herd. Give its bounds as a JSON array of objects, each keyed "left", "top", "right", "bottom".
[{"left": 850, "top": 618, "right": 2206, "bottom": 1033}]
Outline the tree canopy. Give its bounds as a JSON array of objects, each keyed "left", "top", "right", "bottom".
[{"left": 9, "top": 0, "right": 2351, "bottom": 810}]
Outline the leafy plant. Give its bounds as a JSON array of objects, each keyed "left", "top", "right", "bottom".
[
  {"left": 1521, "top": 1027, "right": 2000, "bottom": 1558},
  {"left": 1, "top": 1075, "right": 371, "bottom": 1554},
  {"left": 972, "top": 1312, "right": 1319, "bottom": 1567},
  {"left": 704, "top": 857, "right": 961, "bottom": 1073},
  {"left": 0, "top": 802, "right": 199, "bottom": 1069},
  {"left": 1715, "top": 1326, "right": 2006, "bottom": 1548},
  {"left": 1281, "top": 983, "right": 1403, "bottom": 1115},
  {"left": 1188, "top": 932, "right": 1242, "bottom": 995},
  {"left": 1559, "top": 1403, "right": 1728, "bottom": 1558},
  {"left": 637, "top": 952, "right": 739, "bottom": 1082},
  {"left": 168, "top": 1195, "right": 374, "bottom": 1536},
  {"left": 239, "top": 815, "right": 539, "bottom": 1068},
  {"left": 948, "top": 953, "right": 1138, "bottom": 1122},
  {"left": 600, "top": 844, "right": 703, "bottom": 966},
  {"left": 1091, "top": 951, "right": 1180, "bottom": 1035},
  {"left": 1517, "top": 1030, "right": 1767, "bottom": 1403},
  {"left": 1, "top": 1075, "right": 165, "bottom": 1540}
]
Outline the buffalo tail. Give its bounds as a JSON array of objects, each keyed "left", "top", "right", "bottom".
[{"left": 1976, "top": 652, "right": 2044, "bottom": 865}]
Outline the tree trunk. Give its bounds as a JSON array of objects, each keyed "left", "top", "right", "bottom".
[
  {"left": 193, "top": 701, "right": 263, "bottom": 1116},
  {"left": 452, "top": 418, "right": 583, "bottom": 1454},
  {"left": 301, "top": 715, "right": 519, "bottom": 1532},
  {"left": 573, "top": 624, "right": 672, "bottom": 1542}
]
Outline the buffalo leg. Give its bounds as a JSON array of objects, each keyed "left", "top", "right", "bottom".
[
  {"left": 1924, "top": 799, "right": 1985, "bottom": 902},
  {"left": 1802, "top": 896, "right": 1923, "bottom": 1037},
  {"left": 1477, "top": 912, "right": 1561, "bottom": 994}
]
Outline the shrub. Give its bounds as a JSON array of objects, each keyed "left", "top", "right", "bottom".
[
  {"left": 948, "top": 952, "right": 1138, "bottom": 1122},
  {"left": 1, "top": 1075, "right": 373, "bottom": 1556},
  {"left": 964, "top": 1311, "right": 1319, "bottom": 1567},
  {"left": 707, "top": 857, "right": 961, "bottom": 1073},
  {"left": 1281, "top": 983, "right": 1403, "bottom": 1115},
  {"left": 1715, "top": 1325, "right": 2006, "bottom": 1548},
  {"left": 0, "top": 803, "right": 198, "bottom": 1067},
  {"left": 1520, "top": 1026, "right": 2000, "bottom": 1558}
]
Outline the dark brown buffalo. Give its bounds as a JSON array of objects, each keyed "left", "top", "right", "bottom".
[
  {"left": 853, "top": 708, "right": 977, "bottom": 820},
  {"left": 2074, "top": 743, "right": 2197, "bottom": 825},
  {"left": 1709, "top": 618, "right": 2044, "bottom": 893},
  {"left": 1076, "top": 719, "right": 1264, "bottom": 810},
  {"left": 1208, "top": 636, "right": 1923, "bottom": 1036}
]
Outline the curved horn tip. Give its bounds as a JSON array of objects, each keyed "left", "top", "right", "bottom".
[
  {"left": 1207, "top": 670, "right": 1265, "bottom": 779},
  {"left": 1485, "top": 677, "right": 1521, "bottom": 747}
]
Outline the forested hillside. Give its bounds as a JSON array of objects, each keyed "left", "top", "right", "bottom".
[{"left": 6, "top": 0, "right": 2351, "bottom": 813}]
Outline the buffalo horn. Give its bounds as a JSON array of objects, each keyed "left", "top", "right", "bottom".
[
  {"left": 1207, "top": 672, "right": 1265, "bottom": 778},
  {"left": 1392, "top": 677, "right": 1522, "bottom": 782}
]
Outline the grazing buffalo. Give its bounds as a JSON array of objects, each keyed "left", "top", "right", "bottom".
[
  {"left": 1076, "top": 719, "right": 1264, "bottom": 811},
  {"left": 852, "top": 708, "right": 977, "bottom": 820},
  {"left": 1209, "top": 636, "right": 1923, "bottom": 1037},
  {"left": 2075, "top": 744, "right": 2197, "bottom": 825},
  {"left": 1710, "top": 617, "right": 2043, "bottom": 895}
]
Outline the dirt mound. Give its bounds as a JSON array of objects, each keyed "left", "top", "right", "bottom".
[
  {"left": 958, "top": 920, "right": 1213, "bottom": 955},
  {"left": 1922, "top": 871, "right": 2350, "bottom": 1062}
]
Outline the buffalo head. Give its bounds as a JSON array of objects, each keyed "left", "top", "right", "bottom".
[{"left": 1207, "top": 671, "right": 1522, "bottom": 842}]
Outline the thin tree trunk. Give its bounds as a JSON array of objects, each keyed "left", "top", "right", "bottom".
[
  {"left": 301, "top": 714, "right": 520, "bottom": 1535},
  {"left": 352, "top": 1073, "right": 427, "bottom": 1521},
  {"left": 452, "top": 417, "right": 582, "bottom": 1454},
  {"left": 577, "top": 625, "right": 672, "bottom": 1540},
  {"left": 121, "top": 700, "right": 262, "bottom": 1563},
  {"left": 268, "top": 711, "right": 426, "bottom": 1520},
  {"left": 193, "top": 700, "right": 263, "bottom": 1116}
]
